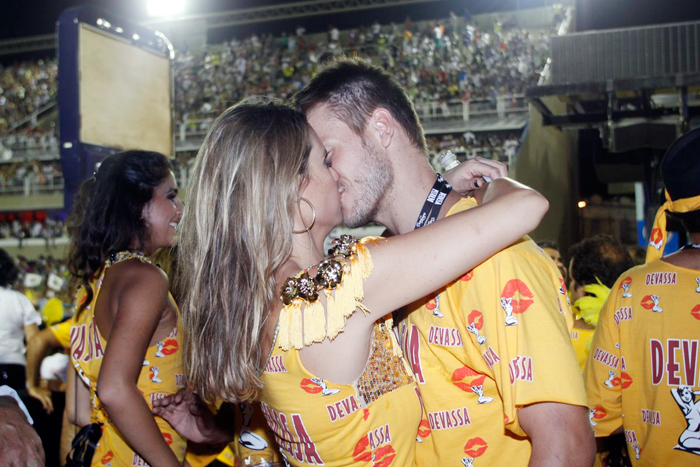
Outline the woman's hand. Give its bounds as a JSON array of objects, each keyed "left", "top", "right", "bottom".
[
  {"left": 152, "top": 389, "right": 232, "bottom": 445},
  {"left": 27, "top": 386, "right": 53, "bottom": 414},
  {"left": 442, "top": 157, "right": 507, "bottom": 196}
]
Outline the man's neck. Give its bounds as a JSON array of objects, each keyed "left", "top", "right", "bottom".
[
  {"left": 377, "top": 165, "right": 462, "bottom": 235},
  {"left": 662, "top": 232, "right": 700, "bottom": 271}
]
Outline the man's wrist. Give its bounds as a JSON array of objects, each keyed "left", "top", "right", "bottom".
[{"left": 0, "top": 386, "right": 34, "bottom": 425}]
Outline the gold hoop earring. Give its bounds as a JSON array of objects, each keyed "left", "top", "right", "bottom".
[{"left": 293, "top": 197, "right": 316, "bottom": 234}]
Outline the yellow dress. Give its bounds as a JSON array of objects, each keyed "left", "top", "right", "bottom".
[
  {"left": 259, "top": 236, "right": 422, "bottom": 466},
  {"left": 70, "top": 251, "right": 187, "bottom": 466}
]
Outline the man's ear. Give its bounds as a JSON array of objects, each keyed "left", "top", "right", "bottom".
[{"left": 369, "top": 108, "right": 394, "bottom": 148}]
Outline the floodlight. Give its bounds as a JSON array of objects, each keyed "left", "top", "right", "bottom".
[{"left": 147, "top": 0, "right": 185, "bottom": 17}]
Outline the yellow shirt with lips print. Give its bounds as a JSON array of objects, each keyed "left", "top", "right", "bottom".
[
  {"left": 396, "top": 197, "right": 588, "bottom": 467},
  {"left": 259, "top": 237, "right": 422, "bottom": 467},
  {"left": 584, "top": 259, "right": 700, "bottom": 466},
  {"left": 70, "top": 252, "right": 187, "bottom": 467}
]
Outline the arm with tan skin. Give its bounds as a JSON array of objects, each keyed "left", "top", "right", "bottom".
[
  {"left": 95, "top": 264, "right": 182, "bottom": 467},
  {"left": 360, "top": 177, "right": 547, "bottom": 317},
  {"left": 26, "top": 328, "right": 62, "bottom": 413},
  {"left": 519, "top": 403, "right": 595, "bottom": 467}
]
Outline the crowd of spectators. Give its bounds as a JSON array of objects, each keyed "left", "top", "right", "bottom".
[
  {"left": 427, "top": 130, "right": 522, "bottom": 162},
  {"left": 0, "top": 59, "right": 58, "bottom": 133},
  {"left": 0, "top": 217, "right": 66, "bottom": 240},
  {"left": 0, "top": 159, "right": 62, "bottom": 191},
  {"left": 174, "top": 13, "right": 555, "bottom": 122},
  {"left": 0, "top": 12, "right": 556, "bottom": 194}
]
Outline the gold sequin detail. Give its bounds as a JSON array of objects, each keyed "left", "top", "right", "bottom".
[{"left": 354, "top": 319, "right": 415, "bottom": 406}]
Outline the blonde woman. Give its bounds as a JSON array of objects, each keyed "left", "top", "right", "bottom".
[{"left": 154, "top": 98, "right": 548, "bottom": 466}]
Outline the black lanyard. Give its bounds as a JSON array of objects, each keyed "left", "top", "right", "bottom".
[{"left": 414, "top": 174, "right": 452, "bottom": 230}]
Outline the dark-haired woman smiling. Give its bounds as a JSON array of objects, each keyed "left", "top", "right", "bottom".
[{"left": 65, "top": 150, "right": 185, "bottom": 467}]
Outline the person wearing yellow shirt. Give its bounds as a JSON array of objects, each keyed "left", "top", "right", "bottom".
[
  {"left": 568, "top": 235, "right": 634, "bottom": 371},
  {"left": 584, "top": 127, "right": 700, "bottom": 466},
  {"left": 294, "top": 57, "right": 594, "bottom": 466}
]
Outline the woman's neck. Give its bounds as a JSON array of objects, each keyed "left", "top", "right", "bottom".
[{"left": 289, "top": 227, "right": 331, "bottom": 271}]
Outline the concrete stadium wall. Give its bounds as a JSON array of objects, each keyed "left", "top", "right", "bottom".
[
  {"left": 514, "top": 97, "right": 578, "bottom": 252},
  {"left": 0, "top": 193, "right": 63, "bottom": 211},
  {"left": 0, "top": 237, "right": 69, "bottom": 260}
]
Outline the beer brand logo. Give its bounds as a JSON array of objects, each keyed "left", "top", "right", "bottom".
[
  {"left": 641, "top": 408, "right": 661, "bottom": 426},
  {"left": 611, "top": 371, "right": 633, "bottom": 389},
  {"left": 155, "top": 338, "right": 178, "bottom": 358},
  {"left": 466, "top": 310, "right": 486, "bottom": 345},
  {"left": 645, "top": 272, "right": 677, "bottom": 286},
  {"left": 451, "top": 366, "right": 493, "bottom": 404},
  {"left": 451, "top": 366, "right": 484, "bottom": 392},
  {"left": 462, "top": 437, "right": 488, "bottom": 466},
  {"left": 501, "top": 279, "right": 535, "bottom": 313},
  {"left": 641, "top": 295, "right": 663, "bottom": 313},
  {"left": 460, "top": 270, "right": 474, "bottom": 282},
  {"left": 426, "top": 293, "right": 443, "bottom": 318},
  {"left": 399, "top": 323, "right": 426, "bottom": 383},
  {"left": 589, "top": 406, "right": 607, "bottom": 427},
  {"left": 326, "top": 395, "right": 361, "bottom": 422},
  {"left": 613, "top": 307, "right": 633, "bottom": 326},
  {"left": 500, "top": 279, "right": 534, "bottom": 326},
  {"left": 352, "top": 426, "right": 394, "bottom": 466},
  {"left": 428, "top": 325, "right": 463, "bottom": 347},
  {"left": 100, "top": 451, "right": 114, "bottom": 465},
  {"left": 416, "top": 419, "right": 431, "bottom": 441},
  {"left": 620, "top": 277, "right": 633, "bottom": 298},
  {"left": 509, "top": 355, "right": 534, "bottom": 384},
  {"left": 300, "top": 378, "right": 322, "bottom": 394},
  {"left": 649, "top": 228, "right": 664, "bottom": 250},
  {"left": 481, "top": 346, "right": 500, "bottom": 370},
  {"left": 692, "top": 305, "right": 700, "bottom": 321},
  {"left": 650, "top": 339, "right": 699, "bottom": 386}
]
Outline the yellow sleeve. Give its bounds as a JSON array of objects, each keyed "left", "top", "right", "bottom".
[
  {"left": 49, "top": 321, "right": 72, "bottom": 349},
  {"left": 583, "top": 281, "right": 624, "bottom": 437},
  {"left": 464, "top": 246, "right": 587, "bottom": 436}
]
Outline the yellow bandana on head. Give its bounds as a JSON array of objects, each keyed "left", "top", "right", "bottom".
[{"left": 646, "top": 190, "right": 700, "bottom": 263}]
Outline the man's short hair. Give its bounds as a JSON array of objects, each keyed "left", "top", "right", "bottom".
[
  {"left": 569, "top": 235, "right": 635, "bottom": 288},
  {"left": 294, "top": 56, "right": 427, "bottom": 153}
]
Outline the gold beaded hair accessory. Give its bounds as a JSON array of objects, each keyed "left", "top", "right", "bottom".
[{"left": 277, "top": 235, "right": 383, "bottom": 350}]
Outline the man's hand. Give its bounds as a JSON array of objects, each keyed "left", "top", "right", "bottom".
[
  {"left": 519, "top": 402, "right": 595, "bottom": 467},
  {"left": 0, "top": 396, "right": 45, "bottom": 467},
  {"left": 152, "top": 389, "right": 232, "bottom": 445},
  {"left": 28, "top": 385, "right": 54, "bottom": 414},
  {"left": 442, "top": 157, "right": 507, "bottom": 196}
]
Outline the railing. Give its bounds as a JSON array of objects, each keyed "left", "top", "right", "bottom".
[
  {"left": 0, "top": 174, "right": 64, "bottom": 196},
  {"left": 6, "top": 100, "right": 57, "bottom": 133},
  {"left": 175, "top": 94, "right": 529, "bottom": 145},
  {"left": 0, "top": 132, "right": 60, "bottom": 162}
]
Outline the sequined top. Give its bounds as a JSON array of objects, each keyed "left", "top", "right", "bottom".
[
  {"left": 70, "top": 251, "right": 187, "bottom": 466},
  {"left": 259, "top": 238, "right": 421, "bottom": 467}
]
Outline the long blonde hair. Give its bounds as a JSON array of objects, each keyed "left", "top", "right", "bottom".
[{"left": 177, "top": 98, "right": 311, "bottom": 402}]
